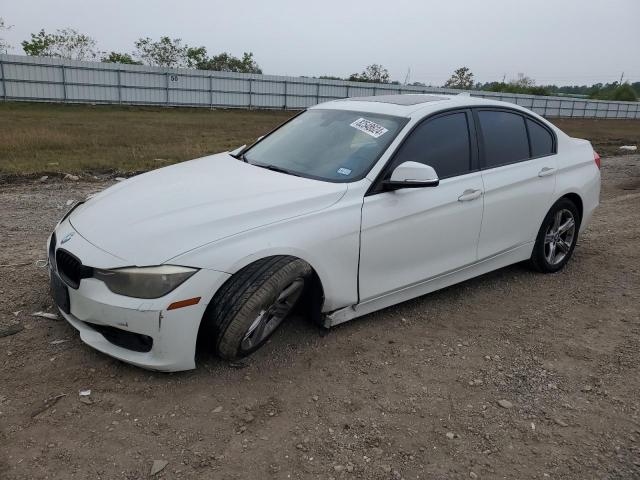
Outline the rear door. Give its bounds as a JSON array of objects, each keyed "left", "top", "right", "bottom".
[
  {"left": 359, "top": 110, "right": 484, "bottom": 301},
  {"left": 474, "top": 109, "right": 557, "bottom": 259}
]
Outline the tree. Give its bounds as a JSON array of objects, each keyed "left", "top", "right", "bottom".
[
  {"left": 349, "top": 64, "right": 390, "bottom": 83},
  {"left": 185, "top": 46, "right": 208, "bottom": 69},
  {"left": 21, "top": 29, "right": 55, "bottom": 57},
  {"left": 589, "top": 82, "right": 638, "bottom": 102},
  {"left": 21, "top": 28, "right": 97, "bottom": 60},
  {"left": 101, "top": 51, "right": 142, "bottom": 65},
  {"left": 483, "top": 80, "right": 549, "bottom": 96},
  {"left": 444, "top": 67, "right": 474, "bottom": 89},
  {"left": 186, "top": 47, "right": 262, "bottom": 73},
  {"left": 207, "top": 52, "right": 261, "bottom": 73},
  {"left": 510, "top": 72, "right": 536, "bottom": 89},
  {"left": 134, "top": 36, "right": 187, "bottom": 67},
  {"left": 0, "top": 17, "right": 11, "bottom": 54},
  {"left": 610, "top": 84, "right": 637, "bottom": 101}
]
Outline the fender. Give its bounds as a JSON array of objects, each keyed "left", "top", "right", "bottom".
[{"left": 170, "top": 183, "right": 368, "bottom": 312}]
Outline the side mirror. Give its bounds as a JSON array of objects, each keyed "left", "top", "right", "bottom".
[{"left": 383, "top": 161, "right": 439, "bottom": 191}]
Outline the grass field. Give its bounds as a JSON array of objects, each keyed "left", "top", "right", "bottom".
[
  {"left": 0, "top": 102, "right": 638, "bottom": 175},
  {"left": 0, "top": 103, "right": 293, "bottom": 175}
]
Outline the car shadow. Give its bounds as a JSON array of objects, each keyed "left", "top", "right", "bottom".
[{"left": 192, "top": 261, "right": 535, "bottom": 374}]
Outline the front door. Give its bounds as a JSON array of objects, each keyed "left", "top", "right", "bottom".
[{"left": 359, "top": 110, "right": 484, "bottom": 301}]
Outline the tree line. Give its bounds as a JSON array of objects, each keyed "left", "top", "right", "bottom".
[
  {"left": 6, "top": 24, "right": 263, "bottom": 74},
  {"left": 326, "top": 66, "right": 638, "bottom": 102},
  {"left": 439, "top": 67, "right": 637, "bottom": 102},
  {"left": 0, "top": 19, "right": 637, "bottom": 101}
]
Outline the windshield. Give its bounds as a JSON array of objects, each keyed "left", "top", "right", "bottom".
[{"left": 243, "top": 109, "right": 407, "bottom": 182}]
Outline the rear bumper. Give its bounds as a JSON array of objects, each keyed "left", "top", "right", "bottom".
[{"left": 579, "top": 168, "right": 600, "bottom": 233}]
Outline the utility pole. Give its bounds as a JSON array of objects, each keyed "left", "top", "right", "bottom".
[
  {"left": 403, "top": 67, "right": 411, "bottom": 86},
  {"left": 619, "top": 72, "right": 624, "bottom": 84}
]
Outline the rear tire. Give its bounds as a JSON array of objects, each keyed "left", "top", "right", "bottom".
[
  {"left": 529, "top": 198, "right": 581, "bottom": 273},
  {"left": 207, "top": 256, "right": 311, "bottom": 360}
]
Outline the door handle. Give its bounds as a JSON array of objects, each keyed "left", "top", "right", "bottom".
[
  {"left": 538, "top": 167, "right": 556, "bottom": 177},
  {"left": 458, "top": 189, "right": 483, "bottom": 202}
]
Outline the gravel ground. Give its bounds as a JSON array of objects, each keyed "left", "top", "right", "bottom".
[{"left": 0, "top": 155, "right": 639, "bottom": 480}]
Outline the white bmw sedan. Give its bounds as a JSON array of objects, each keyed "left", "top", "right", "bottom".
[{"left": 48, "top": 94, "right": 600, "bottom": 371}]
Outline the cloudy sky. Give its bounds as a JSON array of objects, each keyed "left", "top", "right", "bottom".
[{"left": 2, "top": 0, "right": 639, "bottom": 86}]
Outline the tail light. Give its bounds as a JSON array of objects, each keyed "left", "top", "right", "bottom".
[{"left": 593, "top": 151, "right": 601, "bottom": 169}]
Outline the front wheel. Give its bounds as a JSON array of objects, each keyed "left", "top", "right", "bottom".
[
  {"left": 529, "top": 198, "right": 580, "bottom": 273},
  {"left": 207, "top": 256, "right": 311, "bottom": 360}
]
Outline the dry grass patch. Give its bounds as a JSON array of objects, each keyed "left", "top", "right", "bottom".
[
  {"left": 550, "top": 118, "right": 640, "bottom": 156},
  {"left": 0, "top": 102, "right": 293, "bottom": 175},
  {"left": 0, "top": 102, "right": 638, "bottom": 175}
]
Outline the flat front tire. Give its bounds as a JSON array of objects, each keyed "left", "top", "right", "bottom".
[
  {"left": 207, "top": 256, "right": 311, "bottom": 360},
  {"left": 529, "top": 198, "right": 581, "bottom": 273}
]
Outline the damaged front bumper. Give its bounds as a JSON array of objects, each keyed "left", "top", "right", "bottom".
[{"left": 48, "top": 220, "right": 230, "bottom": 372}]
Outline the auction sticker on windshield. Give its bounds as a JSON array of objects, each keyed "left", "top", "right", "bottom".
[{"left": 350, "top": 118, "right": 388, "bottom": 138}]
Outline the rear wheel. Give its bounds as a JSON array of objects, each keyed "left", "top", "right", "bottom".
[
  {"left": 207, "top": 256, "right": 311, "bottom": 360},
  {"left": 529, "top": 198, "right": 580, "bottom": 273}
]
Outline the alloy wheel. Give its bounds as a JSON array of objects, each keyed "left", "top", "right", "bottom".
[
  {"left": 240, "top": 278, "right": 305, "bottom": 351},
  {"left": 544, "top": 209, "right": 576, "bottom": 265}
]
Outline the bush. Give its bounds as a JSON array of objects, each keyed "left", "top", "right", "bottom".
[
  {"left": 485, "top": 82, "right": 550, "bottom": 96},
  {"left": 589, "top": 84, "right": 638, "bottom": 102},
  {"left": 611, "top": 84, "right": 638, "bottom": 101}
]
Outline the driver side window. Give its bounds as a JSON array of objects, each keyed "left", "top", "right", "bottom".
[{"left": 393, "top": 112, "right": 472, "bottom": 179}]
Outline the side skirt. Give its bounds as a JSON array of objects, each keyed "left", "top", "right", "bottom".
[{"left": 324, "top": 242, "right": 533, "bottom": 327}]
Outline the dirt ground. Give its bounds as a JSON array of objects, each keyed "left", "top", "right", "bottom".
[
  {"left": 551, "top": 118, "right": 640, "bottom": 157},
  {"left": 0, "top": 154, "right": 639, "bottom": 480}
]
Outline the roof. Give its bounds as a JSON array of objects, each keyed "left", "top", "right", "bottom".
[
  {"left": 343, "top": 94, "right": 450, "bottom": 106},
  {"left": 312, "top": 93, "right": 518, "bottom": 118}
]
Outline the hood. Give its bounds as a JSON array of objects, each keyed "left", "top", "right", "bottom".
[{"left": 70, "top": 153, "right": 347, "bottom": 266}]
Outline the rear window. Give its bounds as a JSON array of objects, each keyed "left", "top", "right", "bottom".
[
  {"left": 527, "top": 119, "right": 554, "bottom": 157},
  {"left": 478, "top": 111, "right": 530, "bottom": 168}
]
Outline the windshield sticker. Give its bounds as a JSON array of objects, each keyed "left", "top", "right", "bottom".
[
  {"left": 337, "top": 167, "right": 352, "bottom": 176},
  {"left": 350, "top": 118, "right": 388, "bottom": 138}
]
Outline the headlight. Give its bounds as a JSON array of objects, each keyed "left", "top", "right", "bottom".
[{"left": 94, "top": 265, "right": 198, "bottom": 299}]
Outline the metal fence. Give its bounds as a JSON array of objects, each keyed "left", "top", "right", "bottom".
[{"left": 1, "top": 54, "right": 639, "bottom": 119}]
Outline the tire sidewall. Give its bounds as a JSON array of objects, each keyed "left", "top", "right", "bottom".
[{"left": 216, "top": 259, "right": 310, "bottom": 359}]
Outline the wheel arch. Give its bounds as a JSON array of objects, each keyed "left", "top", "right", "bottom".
[
  {"left": 229, "top": 254, "right": 327, "bottom": 324},
  {"left": 224, "top": 250, "right": 328, "bottom": 310},
  {"left": 556, "top": 192, "right": 583, "bottom": 223},
  {"left": 195, "top": 254, "right": 327, "bottom": 353}
]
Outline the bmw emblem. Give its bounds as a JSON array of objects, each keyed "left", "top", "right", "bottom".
[{"left": 61, "top": 232, "right": 75, "bottom": 244}]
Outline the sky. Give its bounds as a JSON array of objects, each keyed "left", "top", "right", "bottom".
[{"left": 2, "top": 0, "right": 639, "bottom": 86}]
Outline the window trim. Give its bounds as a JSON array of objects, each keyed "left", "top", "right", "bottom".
[
  {"left": 366, "top": 108, "right": 478, "bottom": 196},
  {"left": 473, "top": 107, "right": 557, "bottom": 172}
]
